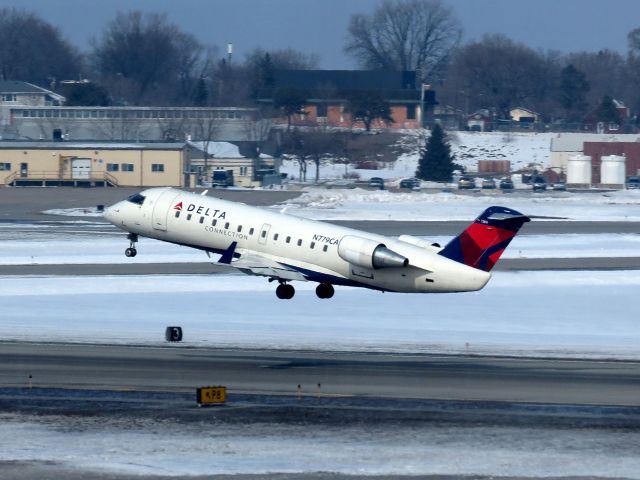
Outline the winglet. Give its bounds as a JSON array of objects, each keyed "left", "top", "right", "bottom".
[{"left": 218, "top": 241, "right": 238, "bottom": 264}]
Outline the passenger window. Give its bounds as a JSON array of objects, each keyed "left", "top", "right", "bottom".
[
  {"left": 237, "top": 225, "right": 242, "bottom": 233},
  {"left": 310, "top": 241, "right": 315, "bottom": 249},
  {"left": 199, "top": 217, "right": 204, "bottom": 224},
  {"left": 225, "top": 222, "right": 230, "bottom": 229},
  {"left": 286, "top": 236, "right": 291, "bottom": 243},
  {"left": 323, "top": 245, "right": 328, "bottom": 252},
  {"left": 174, "top": 211, "right": 180, "bottom": 218},
  {"left": 187, "top": 214, "right": 192, "bottom": 221},
  {"left": 297, "top": 239, "right": 302, "bottom": 246},
  {"left": 249, "top": 228, "right": 254, "bottom": 235},
  {"left": 261, "top": 230, "right": 267, "bottom": 238},
  {"left": 274, "top": 233, "right": 279, "bottom": 241},
  {"left": 212, "top": 219, "right": 217, "bottom": 226}
]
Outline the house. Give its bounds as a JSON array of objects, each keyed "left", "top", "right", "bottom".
[
  {"left": 187, "top": 141, "right": 276, "bottom": 187},
  {"left": 466, "top": 110, "right": 493, "bottom": 132},
  {"left": 0, "top": 80, "right": 66, "bottom": 107},
  {"left": 510, "top": 107, "right": 540, "bottom": 128},
  {"left": 258, "top": 70, "right": 435, "bottom": 130},
  {"left": 582, "top": 99, "right": 631, "bottom": 133}
]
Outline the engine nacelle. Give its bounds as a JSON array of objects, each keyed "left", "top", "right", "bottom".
[
  {"left": 338, "top": 235, "right": 409, "bottom": 269},
  {"left": 397, "top": 234, "right": 442, "bottom": 252}
]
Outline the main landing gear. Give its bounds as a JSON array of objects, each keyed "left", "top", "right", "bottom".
[
  {"left": 275, "top": 282, "right": 295, "bottom": 300},
  {"left": 124, "top": 233, "right": 138, "bottom": 257},
  {"left": 315, "top": 283, "right": 334, "bottom": 299}
]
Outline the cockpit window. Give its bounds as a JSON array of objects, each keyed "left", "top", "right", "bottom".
[{"left": 127, "top": 194, "right": 146, "bottom": 205}]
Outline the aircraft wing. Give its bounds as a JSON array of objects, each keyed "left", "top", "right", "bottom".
[{"left": 229, "top": 252, "right": 308, "bottom": 282}]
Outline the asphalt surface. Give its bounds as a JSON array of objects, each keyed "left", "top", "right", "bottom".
[{"left": 2, "top": 342, "right": 639, "bottom": 406}]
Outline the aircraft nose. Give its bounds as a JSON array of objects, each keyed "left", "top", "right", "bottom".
[{"left": 103, "top": 202, "right": 122, "bottom": 225}]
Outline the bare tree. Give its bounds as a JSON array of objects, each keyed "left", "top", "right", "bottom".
[
  {"left": 345, "top": 0, "right": 461, "bottom": 80},
  {"left": 92, "top": 11, "right": 206, "bottom": 105},
  {"left": 0, "top": 8, "right": 81, "bottom": 85}
]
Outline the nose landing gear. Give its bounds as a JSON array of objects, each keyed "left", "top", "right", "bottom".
[
  {"left": 125, "top": 233, "right": 138, "bottom": 258},
  {"left": 275, "top": 282, "right": 295, "bottom": 300},
  {"left": 315, "top": 283, "right": 334, "bottom": 299}
]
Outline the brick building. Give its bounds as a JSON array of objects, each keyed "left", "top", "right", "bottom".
[{"left": 583, "top": 142, "right": 640, "bottom": 183}]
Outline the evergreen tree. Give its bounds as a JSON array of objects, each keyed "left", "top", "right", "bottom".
[
  {"left": 192, "top": 76, "right": 208, "bottom": 106},
  {"left": 416, "top": 124, "right": 456, "bottom": 182},
  {"left": 595, "top": 95, "right": 621, "bottom": 124},
  {"left": 559, "top": 64, "right": 589, "bottom": 122}
]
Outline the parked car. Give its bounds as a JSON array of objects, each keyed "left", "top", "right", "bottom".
[
  {"left": 532, "top": 177, "right": 547, "bottom": 192},
  {"left": 368, "top": 177, "right": 385, "bottom": 189},
  {"left": 499, "top": 177, "right": 514, "bottom": 190},
  {"left": 481, "top": 178, "right": 496, "bottom": 189},
  {"left": 458, "top": 176, "right": 476, "bottom": 189},
  {"left": 626, "top": 176, "right": 640, "bottom": 189},
  {"left": 552, "top": 181, "right": 567, "bottom": 191},
  {"left": 399, "top": 178, "right": 420, "bottom": 189}
]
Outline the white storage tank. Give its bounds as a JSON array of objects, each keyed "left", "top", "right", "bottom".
[
  {"left": 566, "top": 154, "right": 591, "bottom": 186},
  {"left": 600, "top": 155, "right": 626, "bottom": 187}
]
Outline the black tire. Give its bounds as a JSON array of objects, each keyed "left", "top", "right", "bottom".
[
  {"left": 284, "top": 284, "right": 295, "bottom": 299},
  {"left": 316, "top": 283, "right": 334, "bottom": 299},
  {"left": 276, "top": 284, "right": 288, "bottom": 299},
  {"left": 165, "top": 326, "right": 183, "bottom": 342},
  {"left": 125, "top": 248, "right": 135, "bottom": 257}
]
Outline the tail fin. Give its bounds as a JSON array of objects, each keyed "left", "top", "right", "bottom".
[{"left": 438, "top": 206, "right": 530, "bottom": 272}]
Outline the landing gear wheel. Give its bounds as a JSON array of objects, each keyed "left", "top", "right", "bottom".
[
  {"left": 316, "top": 283, "right": 334, "bottom": 299},
  {"left": 125, "top": 233, "right": 138, "bottom": 258},
  {"left": 276, "top": 283, "right": 295, "bottom": 299}
]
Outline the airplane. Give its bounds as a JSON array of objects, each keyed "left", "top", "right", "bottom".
[{"left": 104, "top": 187, "right": 530, "bottom": 299}]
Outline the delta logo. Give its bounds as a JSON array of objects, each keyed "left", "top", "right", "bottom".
[{"left": 174, "top": 202, "right": 183, "bottom": 211}]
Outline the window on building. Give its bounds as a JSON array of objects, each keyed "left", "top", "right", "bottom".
[
  {"left": 106, "top": 163, "right": 119, "bottom": 172},
  {"left": 1, "top": 94, "right": 17, "bottom": 102},
  {"left": 240, "top": 166, "right": 248, "bottom": 176},
  {"left": 316, "top": 103, "right": 328, "bottom": 117},
  {"left": 121, "top": 164, "right": 134, "bottom": 172},
  {"left": 0, "top": 163, "right": 11, "bottom": 171},
  {"left": 152, "top": 164, "right": 165, "bottom": 172},
  {"left": 406, "top": 104, "right": 416, "bottom": 120}
]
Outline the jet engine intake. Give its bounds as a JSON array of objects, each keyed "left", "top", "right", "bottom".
[{"left": 338, "top": 235, "right": 408, "bottom": 269}]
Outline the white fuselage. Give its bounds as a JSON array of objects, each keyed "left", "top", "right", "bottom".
[{"left": 104, "top": 187, "right": 490, "bottom": 293}]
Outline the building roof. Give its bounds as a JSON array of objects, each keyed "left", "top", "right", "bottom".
[
  {"left": 0, "top": 81, "right": 65, "bottom": 102},
  {"left": 260, "top": 70, "right": 422, "bottom": 102},
  {"left": 550, "top": 133, "right": 640, "bottom": 152},
  {"left": 0, "top": 141, "right": 186, "bottom": 150},
  {"left": 188, "top": 141, "right": 271, "bottom": 159}
]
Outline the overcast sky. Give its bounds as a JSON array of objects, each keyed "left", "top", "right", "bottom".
[{"left": 2, "top": 0, "right": 638, "bottom": 68}]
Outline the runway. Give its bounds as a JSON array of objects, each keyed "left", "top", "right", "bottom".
[{"left": 2, "top": 342, "right": 639, "bottom": 406}]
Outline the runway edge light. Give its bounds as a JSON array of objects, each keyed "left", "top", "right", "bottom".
[{"left": 196, "top": 386, "right": 226, "bottom": 406}]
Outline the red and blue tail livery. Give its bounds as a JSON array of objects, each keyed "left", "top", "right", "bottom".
[{"left": 438, "top": 206, "right": 530, "bottom": 272}]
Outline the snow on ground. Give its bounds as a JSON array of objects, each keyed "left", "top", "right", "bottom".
[
  {"left": 280, "top": 131, "right": 554, "bottom": 181},
  {"left": 1, "top": 233, "right": 640, "bottom": 265},
  {"left": 282, "top": 188, "right": 640, "bottom": 221},
  {"left": 1, "top": 412, "right": 639, "bottom": 477},
  {"left": 2, "top": 271, "right": 639, "bottom": 359}
]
